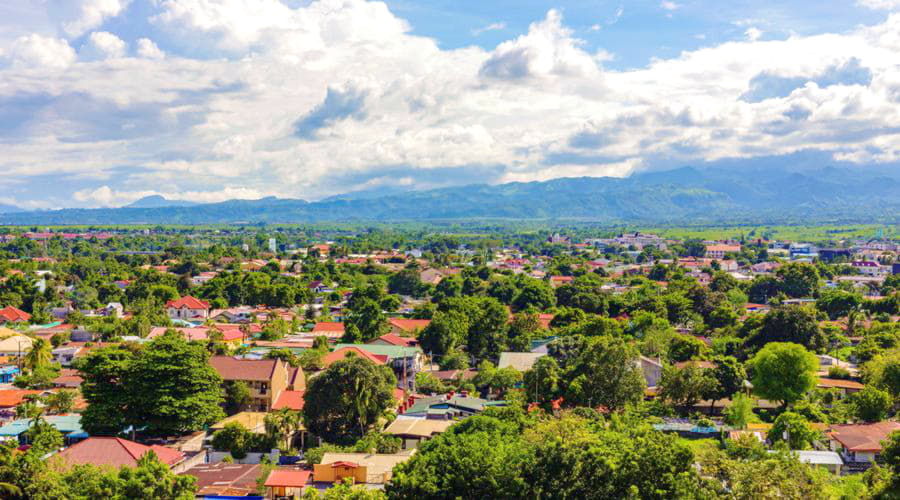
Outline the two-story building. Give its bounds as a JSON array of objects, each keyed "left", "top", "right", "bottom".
[
  {"left": 165, "top": 296, "right": 210, "bottom": 321},
  {"left": 209, "top": 356, "right": 304, "bottom": 412}
]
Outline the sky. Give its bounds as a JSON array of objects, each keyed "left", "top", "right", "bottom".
[{"left": 1, "top": 0, "right": 899, "bottom": 209}]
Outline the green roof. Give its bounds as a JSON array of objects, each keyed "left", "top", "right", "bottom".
[{"left": 334, "top": 343, "right": 422, "bottom": 359}]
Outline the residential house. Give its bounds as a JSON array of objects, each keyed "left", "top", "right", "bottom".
[
  {"left": 0, "top": 306, "right": 30, "bottom": 324},
  {"left": 851, "top": 261, "right": 887, "bottom": 276},
  {"left": 370, "top": 332, "right": 419, "bottom": 348},
  {"left": 51, "top": 437, "right": 187, "bottom": 472},
  {"left": 0, "top": 366, "right": 18, "bottom": 384},
  {"left": 0, "top": 414, "right": 86, "bottom": 445},
  {"left": 181, "top": 462, "right": 263, "bottom": 497},
  {"left": 312, "top": 452, "right": 412, "bottom": 486},
  {"left": 638, "top": 356, "right": 663, "bottom": 389},
  {"left": 0, "top": 330, "right": 33, "bottom": 358},
  {"left": 400, "top": 393, "right": 504, "bottom": 419},
  {"left": 0, "top": 389, "right": 43, "bottom": 413},
  {"left": 165, "top": 296, "right": 210, "bottom": 321},
  {"left": 264, "top": 469, "right": 311, "bottom": 498},
  {"left": 827, "top": 421, "right": 900, "bottom": 465},
  {"left": 549, "top": 276, "right": 574, "bottom": 288},
  {"left": 418, "top": 268, "right": 445, "bottom": 286},
  {"left": 386, "top": 318, "right": 430, "bottom": 337},
  {"left": 333, "top": 344, "right": 424, "bottom": 390},
  {"left": 498, "top": 352, "right": 545, "bottom": 372},
  {"left": 209, "top": 356, "right": 302, "bottom": 412},
  {"left": 311, "top": 322, "right": 345, "bottom": 339},
  {"left": 322, "top": 346, "right": 388, "bottom": 368},
  {"left": 383, "top": 416, "right": 455, "bottom": 450},
  {"left": 147, "top": 326, "right": 245, "bottom": 347},
  {"left": 705, "top": 244, "right": 741, "bottom": 259},
  {"left": 775, "top": 450, "right": 843, "bottom": 475}
]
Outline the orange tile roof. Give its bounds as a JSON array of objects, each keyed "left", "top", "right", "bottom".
[
  {"left": 0, "top": 390, "right": 42, "bottom": 408},
  {"left": 828, "top": 422, "right": 900, "bottom": 452},
  {"left": 387, "top": 318, "right": 430, "bottom": 332},
  {"left": 816, "top": 378, "right": 865, "bottom": 390},
  {"left": 272, "top": 390, "right": 305, "bottom": 411},
  {"left": 322, "top": 347, "right": 387, "bottom": 367},
  {"left": 0, "top": 306, "right": 31, "bottom": 323},
  {"left": 375, "top": 333, "right": 418, "bottom": 347},
  {"left": 312, "top": 322, "right": 345, "bottom": 333},
  {"left": 264, "top": 469, "right": 311, "bottom": 488}
]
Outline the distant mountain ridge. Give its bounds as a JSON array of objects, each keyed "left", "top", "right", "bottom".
[
  {"left": 2, "top": 165, "right": 899, "bottom": 225},
  {"left": 0, "top": 204, "right": 22, "bottom": 214},
  {"left": 125, "top": 195, "right": 200, "bottom": 209}
]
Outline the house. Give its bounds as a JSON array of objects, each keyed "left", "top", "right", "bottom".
[
  {"left": 419, "top": 268, "right": 445, "bottom": 285},
  {"left": 0, "top": 306, "right": 31, "bottom": 324},
  {"left": 147, "top": 326, "right": 245, "bottom": 347},
  {"left": 383, "top": 416, "right": 455, "bottom": 449},
  {"left": 312, "top": 452, "right": 412, "bottom": 486},
  {"left": 498, "top": 352, "right": 545, "bottom": 372},
  {"left": 0, "top": 389, "right": 43, "bottom": 412},
  {"left": 0, "top": 366, "right": 18, "bottom": 383},
  {"left": 400, "top": 393, "right": 504, "bottom": 419},
  {"left": 190, "top": 271, "right": 218, "bottom": 286},
  {"left": 181, "top": 462, "right": 263, "bottom": 497},
  {"left": 827, "top": 421, "right": 900, "bottom": 465},
  {"left": 322, "top": 346, "right": 388, "bottom": 368},
  {"left": 52, "top": 437, "right": 187, "bottom": 471},
  {"left": 774, "top": 450, "right": 843, "bottom": 474},
  {"left": 209, "top": 412, "right": 269, "bottom": 435},
  {"left": 0, "top": 330, "right": 34, "bottom": 357},
  {"left": 851, "top": 261, "right": 887, "bottom": 276},
  {"left": 0, "top": 414, "right": 86, "bottom": 445},
  {"left": 264, "top": 469, "right": 311, "bottom": 498},
  {"left": 370, "top": 332, "right": 419, "bottom": 348},
  {"left": 386, "top": 318, "right": 430, "bottom": 337},
  {"left": 549, "top": 276, "right": 574, "bottom": 288},
  {"left": 165, "top": 296, "right": 210, "bottom": 321},
  {"left": 705, "top": 244, "right": 741, "bottom": 259},
  {"left": 333, "top": 344, "right": 424, "bottom": 390},
  {"left": 51, "top": 345, "right": 82, "bottom": 366},
  {"left": 209, "top": 357, "right": 302, "bottom": 412},
  {"left": 311, "top": 322, "right": 345, "bottom": 338},
  {"left": 816, "top": 378, "right": 864, "bottom": 396},
  {"left": 638, "top": 356, "right": 663, "bottom": 389}
]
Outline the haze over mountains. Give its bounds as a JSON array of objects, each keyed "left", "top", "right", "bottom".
[{"left": 2, "top": 166, "right": 898, "bottom": 225}]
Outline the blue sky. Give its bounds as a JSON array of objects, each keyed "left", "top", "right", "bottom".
[{"left": 0, "top": 0, "right": 899, "bottom": 209}]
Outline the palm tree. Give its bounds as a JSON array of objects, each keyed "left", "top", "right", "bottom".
[
  {"left": 264, "top": 408, "right": 301, "bottom": 451},
  {"left": 22, "top": 338, "right": 51, "bottom": 373}
]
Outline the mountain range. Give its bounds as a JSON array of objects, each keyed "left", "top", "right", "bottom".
[{"left": 2, "top": 165, "right": 898, "bottom": 225}]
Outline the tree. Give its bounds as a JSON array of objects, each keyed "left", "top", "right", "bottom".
[
  {"left": 512, "top": 281, "right": 555, "bottom": 311},
  {"left": 414, "top": 372, "right": 447, "bottom": 394},
  {"left": 344, "top": 298, "right": 387, "bottom": 343},
  {"left": 768, "top": 412, "right": 818, "bottom": 449},
  {"left": 816, "top": 289, "right": 862, "bottom": 321},
  {"left": 42, "top": 390, "right": 76, "bottom": 415},
  {"left": 23, "top": 338, "right": 52, "bottom": 373},
  {"left": 565, "top": 336, "right": 645, "bottom": 411},
  {"left": 418, "top": 310, "right": 468, "bottom": 357},
  {"left": 667, "top": 334, "right": 707, "bottom": 362},
  {"left": 506, "top": 313, "right": 542, "bottom": 352},
  {"left": 776, "top": 262, "right": 820, "bottom": 298},
  {"left": 78, "top": 333, "right": 225, "bottom": 436},
  {"left": 211, "top": 422, "right": 253, "bottom": 459},
  {"left": 225, "top": 380, "right": 252, "bottom": 414},
  {"left": 387, "top": 415, "right": 529, "bottom": 499},
  {"left": 523, "top": 356, "right": 559, "bottom": 405},
  {"left": 265, "top": 408, "right": 302, "bottom": 451},
  {"left": 117, "top": 451, "right": 197, "bottom": 499},
  {"left": 747, "top": 342, "right": 818, "bottom": 408},
  {"left": 658, "top": 362, "right": 718, "bottom": 410},
  {"left": 746, "top": 306, "right": 826, "bottom": 353},
  {"left": 723, "top": 393, "right": 757, "bottom": 429},
  {"left": 303, "top": 356, "right": 397, "bottom": 445},
  {"left": 851, "top": 386, "right": 893, "bottom": 423},
  {"left": 708, "top": 356, "right": 747, "bottom": 401},
  {"left": 466, "top": 297, "right": 508, "bottom": 361}
]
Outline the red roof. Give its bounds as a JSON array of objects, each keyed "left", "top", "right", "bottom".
[
  {"left": 387, "top": 318, "right": 430, "bottom": 333},
  {"left": 330, "top": 461, "right": 359, "bottom": 468},
  {"left": 828, "top": 422, "right": 900, "bottom": 452},
  {"left": 0, "top": 306, "right": 31, "bottom": 323},
  {"left": 165, "top": 296, "right": 210, "bottom": 310},
  {"left": 210, "top": 356, "right": 279, "bottom": 381},
  {"left": 264, "top": 469, "right": 311, "bottom": 488},
  {"left": 147, "top": 327, "right": 244, "bottom": 342},
  {"left": 322, "top": 347, "right": 387, "bottom": 367},
  {"left": 312, "top": 322, "right": 345, "bottom": 333},
  {"left": 375, "top": 333, "right": 419, "bottom": 347},
  {"left": 55, "top": 437, "right": 184, "bottom": 468},
  {"left": 272, "top": 390, "right": 305, "bottom": 411}
]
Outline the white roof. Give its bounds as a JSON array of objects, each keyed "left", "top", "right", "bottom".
[
  {"left": 498, "top": 352, "right": 545, "bottom": 372},
  {"left": 770, "top": 450, "right": 843, "bottom": 466}
]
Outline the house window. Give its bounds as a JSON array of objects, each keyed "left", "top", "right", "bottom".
[{"left": 259, "top": 383, "right": 268, "bottom": 395}]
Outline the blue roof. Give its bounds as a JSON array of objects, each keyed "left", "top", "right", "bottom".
[
  {"left": 0, "top": 366, "right": 19, "bottom": 374},
  {"left": 0, "top": 415, "right": 84, "bottom": 437}
]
